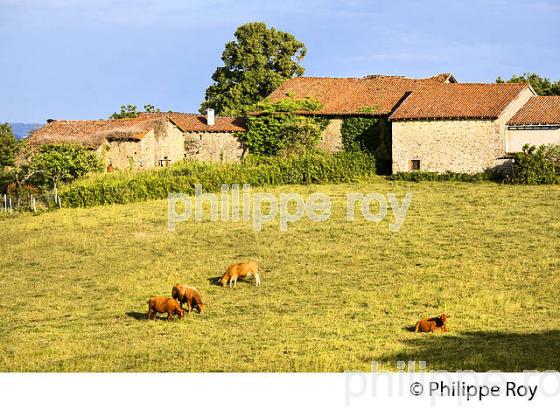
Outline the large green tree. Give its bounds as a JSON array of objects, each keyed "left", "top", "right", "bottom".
[
  {"left": 497, "top": 73, "right": 560, "bottom": 96},
  {"left": 200, "top": 22, "right": 306, "bottom": 116}
]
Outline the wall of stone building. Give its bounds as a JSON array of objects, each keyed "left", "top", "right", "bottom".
[
  {"left": 154, "top": 121, "right": 185, "bottom": 166},
  {"left": 391, "top": 87, "right": 535, "bottom": 174},
  {"left": 184, "top": 132, "right": 246, "bottom": 162},
  {"left": 391, "top": 119, "right": 504, "bottom": 173},
  {"left": 318, "top": 119, "right": 344, "bottom": 152},
  {"left": 101, "top": 130, "right": 157, "bottom": 170}
]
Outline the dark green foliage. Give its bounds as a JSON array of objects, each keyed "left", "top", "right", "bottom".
[
  {"left": 510, "top": 144, "right": 560, "bottom": 184},
  {"left": 0, "top": 123, "right": 18, "bottom": 168},
  {"left": 60, "top": 152, "right": 376, "bottom": 207},
  {"left": 389, "top": 171, "right": 496, "bottom": 183},
  {"left": 341, "top": 117, "right": 391, "bottom": 174},
  {"left": 242, "top": 97, "right": 327, "bottom": 156},
  {"left": 200, "top": 22, "right": 306, "bottom": 115},
  {"left": 496, "top": 73, "right": 560, "bottom": 96},
  {"left": 34, "top": 144, "right": 104, "bottom": 188},
  {"left": 109, "top": 104, "right": 161, "bottom": 119}
]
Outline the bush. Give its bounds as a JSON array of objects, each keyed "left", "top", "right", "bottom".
[
  {"left": 389, "top": 171, "right": 496, "bottom": 183},
  {"left": 510, "top": 144, "right": 560, "bottom": 184},
  {"left": 340, "top": 117, "right": 391, "bottom": 174},
  {"left": 60, "top": 152, "right": 376, "bottom": 207},
  {"left": 242, "top": 97, "right": 328, "bottom": 156}
]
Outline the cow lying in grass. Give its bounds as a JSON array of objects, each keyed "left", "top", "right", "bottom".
[
  {"left": 219, "top": 261, "right": 261, "bottom": 288},
  {"left": 172, "top": 284, "right": 205, "bottom": 314},
  {"left": 147, "top": 296, "right": 185, "bottom": 320},
  {"left": 415, "top": 314, "right": 449, "bottom": 332}
]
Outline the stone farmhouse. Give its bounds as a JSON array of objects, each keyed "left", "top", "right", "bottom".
[
  {"left": 29, "top": 111, "right": 246, "bottom": 170},
  {"left": 267, "top": 73, "right": 560, "bottom": 173}
]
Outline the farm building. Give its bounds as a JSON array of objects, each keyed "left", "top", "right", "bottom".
[
  {"left": 506, "top": 96, "right": 560, "bottom": 152},
  {"left": 389, "top": 83, "right": 534, "bottom": 173},
  {"left": 265, "top": 73, "right": 560, "bottom": 173},
  {"left": 266, "top": 73, "right": 457, "bottom": 160},
  {"left": 29, "top": 112, "right": 246, "bottom": 170}
]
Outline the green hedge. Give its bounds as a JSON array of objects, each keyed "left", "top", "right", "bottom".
[
  {"left": 389, "top": 171, "right": 497, "bottom": 183},
  {"left": 60, "top": 152, "right": 376, "bottom": 207}
]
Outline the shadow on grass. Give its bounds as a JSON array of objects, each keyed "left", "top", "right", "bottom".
[
  {"left": 381, "top": 330, "right": 560, "bottom": 371},
  {"left": 207, "top": 276, "right": 222, "bottom": 286},
  {"left": 126, "top": 311, "right": 148, "bottom": 321}
]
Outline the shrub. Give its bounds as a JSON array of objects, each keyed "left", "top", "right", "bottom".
[
  {"left": 242, "top": 97, "right": 328, "bottom": 156},
  {"left": 60, "top": 152, "right": 376, "bottom": 207},
  {"left": 389, "top": 171, "right": 496, "bottom": 183},
  {"left": 340, "top": 117, "right": 391, "bottom": 174},
  {"left": 510, "top": 144, "right": 560, "bottom": 184}
]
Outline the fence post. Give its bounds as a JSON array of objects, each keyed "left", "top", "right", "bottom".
[
  {"left": 32, "top": 196, "right": 37, "bottom": 213},
  {"left": 2, "top": 194, "right": 6, "bottom": 213},
  {"left": 8, "top": 197, "right": 13, "bottom": 214}
]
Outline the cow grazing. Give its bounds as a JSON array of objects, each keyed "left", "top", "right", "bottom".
[
  {"left": 414, "top": 314, "right": 449, "bottom": 333},
  {"left": 147, "top": 296, "right": 185, "bottom": 320},
  {"left": 219, "top": 261, "right": 261, "bottom": 288},
  {"left": 172, "top": 284, "right": 205, "bottom": 314}
]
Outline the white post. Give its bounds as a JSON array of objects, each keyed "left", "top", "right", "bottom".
[
  {"left": 8, "top": 197, "right": 12, "bottom": 214},
  {"left": 32, "top": 196, "right": 36, "bottom": 213},
  {"left": 2, "top": 194, "right": 6, "bottom": 213}
]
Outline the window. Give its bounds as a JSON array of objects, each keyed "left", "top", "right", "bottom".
[{"left": 410, "top": 160, "right": 421, "bottom": 171}]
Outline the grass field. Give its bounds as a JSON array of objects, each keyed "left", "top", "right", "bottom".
[{"left": 1, "top": 178, "right": 560, "bottom": 372}]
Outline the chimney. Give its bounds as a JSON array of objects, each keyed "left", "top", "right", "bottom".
[{"left": 206, "top": 109, "right": 215, "bottom": 126}]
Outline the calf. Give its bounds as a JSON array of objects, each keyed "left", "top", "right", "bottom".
[
  {"left": 414, "top": 314, "right": 449, "bottom": 333},
  {"left": 147, "top": 296, "right": 185, "bottom": 321},
  {"left": 219, "top": 261, "right": 261, "bottom": 288},
  {"left": 172, "top": 284, "right": 205, "bottom": 314}
]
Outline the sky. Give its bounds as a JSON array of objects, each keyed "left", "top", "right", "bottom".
[{"left": 1, "top": 0, "right": 559, "bottom": 123}]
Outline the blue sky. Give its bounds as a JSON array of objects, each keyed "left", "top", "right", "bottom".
[{"left": 1, "top": 0, "right": 559, "bottom": 122}]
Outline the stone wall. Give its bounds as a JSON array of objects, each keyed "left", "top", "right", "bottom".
[
  {"left": 391, "top": 87, "right": 535, "bottom": 174},
  {"left": 100, "top": 130, "right": 157, "bottom": 170},
  {"left": 154, "top": 121, "right": 185, "bottom": 166},
  {"left": 318, "top": 119, "right": 343, "bottom": 152},
  {"left": 100, "top": 121, "right": 186, "bottom": 170},
  {"left": 392, "top": 119, "right": 502, "bottom": 173},
  {"left": 185, "top": 132, "right": 246, "bottom": 162}
]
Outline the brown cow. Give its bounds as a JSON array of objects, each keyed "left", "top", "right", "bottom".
[
  {"left": 414, "top": 314, "right": 449, "bottom": 333},
  {"left": 219, "top": 261, "right": 260, "bottom": 288},
  {"left": 147, "top": 296, "right": 185, "bottom": 320},
  {"left": 172, "top": 284, "right": 205, "bottom": 314}
]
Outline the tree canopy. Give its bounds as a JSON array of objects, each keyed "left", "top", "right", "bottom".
[
  {"left": 109, "top": 104, "right": 161, "bottom": 119},
  {"left": 200, "top": 22, "right": 306, "bottom": 116},
  {"left": 497, "top": 73, "right": 560, "bottom": 96}
]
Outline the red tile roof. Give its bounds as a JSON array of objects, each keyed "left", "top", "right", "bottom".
[
  {"left": 389, "top": 83, "right": 531, "bottom": 121},
  {"left": 265, "top": 74, "right": 455, "bottom": 116},
  {"left": 28, "top": 116, "right": 162, "bottom": 147},
  {"left": 507, "top": 96, "right": 560, "bottom": 125},
  {"left": 29, "top": 113, "right": 246, "bottom": 148},
  {"left": 167, "top": 113, "right": 246, "bottom": 132}
]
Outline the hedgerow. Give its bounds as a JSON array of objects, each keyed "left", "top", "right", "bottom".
[
  {"left": 389, "top": 171, "right": 498, "bottom": 183},
  {"left": 59, "top": 152, "right": 376, "bottom": 207}
]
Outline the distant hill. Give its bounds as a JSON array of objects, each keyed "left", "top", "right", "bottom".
[{"left": 9, "top": 123, "right": 43, "bottom": 139}]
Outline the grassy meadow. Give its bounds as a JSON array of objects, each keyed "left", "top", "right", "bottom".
[{"left": 1, "top": 178, "right": 560, "bottom": 372}]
